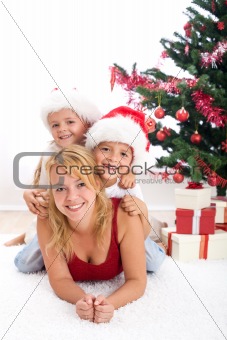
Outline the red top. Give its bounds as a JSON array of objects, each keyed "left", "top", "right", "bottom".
[{"left": 67, "top": 198, "right": 123, "bottom": 281}]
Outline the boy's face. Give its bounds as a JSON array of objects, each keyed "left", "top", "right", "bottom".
[
  {"left": 93, "top": 141, "right": 133, "bottom": 186},
  {"left": 48, "top": 108, "right": 89, "bottom": 147}
]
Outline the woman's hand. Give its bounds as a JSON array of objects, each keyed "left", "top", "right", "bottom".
[
  {"left": 94, "top": 295, "right": 114, "bottom": 323},
  {"left": 75, "top": 294, "right": 95, "bottom": 322}
]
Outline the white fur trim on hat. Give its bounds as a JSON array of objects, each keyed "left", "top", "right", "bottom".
[
  {"left": 40, "top": 89, "right": 102, "bottom": 131},
  {"left": 85, "top": 115, "right": 148, "bottom": 166}
]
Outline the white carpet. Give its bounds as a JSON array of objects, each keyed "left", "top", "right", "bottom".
[{"left": 0, "top": 234, "right": 227, "bottom": 340}]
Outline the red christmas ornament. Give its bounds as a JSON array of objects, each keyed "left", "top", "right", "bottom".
[
  {"left": 190, "top": 131, "right": 202, "bottom": 144},
  {"left": 154, "top": 106, "right": 165, "bottom": 119},
  {"left": 185, "top": 43, "right": 190, "bottom": 55},
  {"left": 217, "top": 21, "right": 225, "bottom": 30},
  {"left": 145, "top": 117, "right": 156, "bottom": 133},
  {"left": 156, "top": 129, "right": 167, "bottom": 141},
  {"left": 185, "top": 29, "right": 192, "bottom": 38},
  {"left": 183, "top": 22, "right": 192, "bottom": 30},
  {"left": 175, "top": 107, "right": 189, "bottom": 122},
  {"left": 173, "top": 172, "right": 184, "bottom": 183},
  {"left": 207, "top": 173, "right": 218, "bottom": 186}
]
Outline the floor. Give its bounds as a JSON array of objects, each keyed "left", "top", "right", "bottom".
[{"left": 0, "top": 210, "right": 176, "bottom": 235}]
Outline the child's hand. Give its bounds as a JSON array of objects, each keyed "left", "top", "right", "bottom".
[
  {"left": 121, "top": 195, "right": 142, "bottom": 216},
  {"left": 94, "top": 295, "right": 114, "bottom": 323},
  {"left": 75, "top": 294, "right": 95, "bottom": 322},
  {"left": 118, "top": 172, "right": 135, "bottom": 189},
  {"left": 23, "top": 189, "right": 47, "bottom": 215}
]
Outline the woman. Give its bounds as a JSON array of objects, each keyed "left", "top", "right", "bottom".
[{"left": 37, "top": 145, "right": 146, "bottom": 323}]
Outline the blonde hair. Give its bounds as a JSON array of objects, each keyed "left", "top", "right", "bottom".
[{"left": 45, "top": 144, "right": 112, "bottom": 261}]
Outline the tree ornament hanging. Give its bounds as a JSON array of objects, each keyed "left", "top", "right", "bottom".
[
  {"left": 175, "top": 107, "right": 189, "bottom": 122},
  {"left": 154, "top": 93, "right": 165, "bottom": 119},
  {"left": 207, "top": 172, "right": 218, "bottom": 186},
  {"left": 156, "top": 129, "right": 167, "bottom": 141},
  {"left": 183, "top": 22, "right": 192, "bottom": 38},
  {"left": 183, "top": 22, "right": 192, "bottom": 30},
  {"left": 217, "top": 21, "right": 225, "bottom": 30},
  {"left": 156, "top": 127, "right": 171, "bottom": 141},
  {"left": 185, "top": 43, "right": 190, "bottom": 55},
  {"left": 173, "top": 171, "right": 184, "bottom": 183},
  {"left": 190, "top": 131, "right": 202, "bottom": 144},
  {"left": 154, "top": 106, "right": 165, "bottom": 119},
  {"left": 145, "top": 117, "right": 156, "bottom": 133}
]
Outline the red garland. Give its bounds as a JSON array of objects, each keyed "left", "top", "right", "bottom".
[
  {"left": 200, "top": 40, "right": 227, "bottom": 68},
  {"left": 195, "top": 155, "right": 227, "bottom": 188},
  {"left": 111, "top": 67, "right": 226, "bottom": 127},
  {"left": 191, "top": 90, "right": 226, "bottom": 127}
]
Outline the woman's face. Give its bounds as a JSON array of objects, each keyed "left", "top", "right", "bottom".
[{"left": 50, "top": 164, "right": 96, "bottom": 224}]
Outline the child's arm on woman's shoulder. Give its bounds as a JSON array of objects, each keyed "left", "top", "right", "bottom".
[
  {"left": 118, "top": 171, "right": 135, "bottom": 189},
  {"left": 23, "top": 189, "right": 49, "bottom": 218},
  {"left": 121, "top": 195, "right": 150, "bottom": 239}
]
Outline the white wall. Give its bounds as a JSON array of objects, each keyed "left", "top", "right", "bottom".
[{"left": 0, "top": 0, "right": 198, "bottom": 210}]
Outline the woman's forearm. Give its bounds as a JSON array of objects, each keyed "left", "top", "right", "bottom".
[
  {"left": 50, "top": 277, "right": 86, "bottom": 304},
  {"left": 106, "top": 278, "right": 146, "bottom": 310}
]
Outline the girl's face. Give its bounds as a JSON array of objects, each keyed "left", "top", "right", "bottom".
[
  {"left": 48, "top": 109, "right": 89, "bottom": 147},
  {"left": 93, "top": 141, "right": 133, "bottom": 187},
  {"left": 50, "top": 165, "right": 96, "bottom": 225}
]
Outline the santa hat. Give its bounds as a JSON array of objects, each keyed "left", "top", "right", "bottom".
[
  {"left": 40, "top": 88, "right": 102, "bottom": 131},
  {"left": 85, "top": 106, "right": 150, "bottom": 166}
]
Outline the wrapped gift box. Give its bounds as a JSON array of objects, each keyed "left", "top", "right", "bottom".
[
  {"left": 176, "top": 207, "right": 216, "bottom": 235},
  {"left": 161, "top": 227, "right": 227, "bottom": 262},
  {"left": 175, "top": 188, "right": 211, "bottom": 210},
  {"left": 211, "top": 197, "right": 227, "bottom": 223},
  {"left": 216, "top": 223, "right": 227, "bottom": 232}
]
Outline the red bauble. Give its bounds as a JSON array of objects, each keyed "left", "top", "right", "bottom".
[
  {"left": 185, "top": 29, "right": 192, "bottom": 38},
  {"left": 156, "top": 129, "right": 167, "bottom": 141},
  {"left": 190, "top": 131, "right": 202, "bottom": 144},
  {"left": 207, "top": 174, "right": 217, "bottom": 186},
  {"left": 173, "top": 172, "right": 184, "bottom": 183},
  {"left": 145, "top": 117, "right": 156, "bottom": 133},
  {"left": 154, "top": 106, "right": 165, "bottom": 119},
  {"left": 175, "top": 107, "right": 189, "bottom": 122},
  {"left": 183, "top": 22, "right": 192, "bottom": 30}
]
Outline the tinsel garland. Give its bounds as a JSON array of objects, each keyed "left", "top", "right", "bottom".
[
  {"left": 195, "top": 155, "right": 227, "bottom": 188},
  {"left": 172, "top": 159, "right": 227, "bottom": 187},
  {"left": 191, "top": 90, "right": 226, "bottom": 127},
  {"left": 112, "top": 66, "right": 225, "bottom": 127},
  {"left": 201, "top": 40, "right": 227, "bottom": 68}
]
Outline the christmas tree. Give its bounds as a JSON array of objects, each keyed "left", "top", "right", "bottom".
[{"left": 110, "top": 0, "right": 227, "bottom": 196}]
